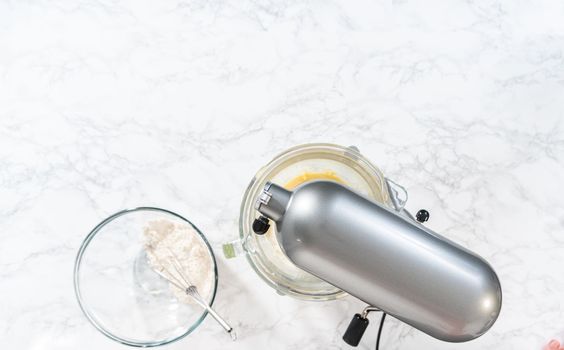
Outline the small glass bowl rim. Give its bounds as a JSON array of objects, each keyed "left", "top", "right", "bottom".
[{"left": 73, "top": 206, "right": 219, "bottom": 347}]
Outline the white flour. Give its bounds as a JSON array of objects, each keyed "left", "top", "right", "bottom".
[{"left": 143, "top": 219, "right": 214, "bottom": 305}]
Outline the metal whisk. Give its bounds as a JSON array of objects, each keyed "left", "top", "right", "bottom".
[{"left": 152, "top": 250, "right": 236, "bottom": 341}]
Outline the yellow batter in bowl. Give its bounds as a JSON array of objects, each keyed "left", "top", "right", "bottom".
[{"left": 284, "top": 171, "right": 345, "bottom": 190}]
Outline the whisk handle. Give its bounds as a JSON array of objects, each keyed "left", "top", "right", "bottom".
[{"left": 205, "top": 306, "right": 236, "bottom": 340}]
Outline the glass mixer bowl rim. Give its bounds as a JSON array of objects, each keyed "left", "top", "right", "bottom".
[
  {"left": 239, "top": 143, "right": 392, "bottom": 300},
  {"left": 73, "top": 206, "right": 219, "bottom": 347}
]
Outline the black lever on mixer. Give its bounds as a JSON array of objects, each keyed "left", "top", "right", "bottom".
[{"left": 342, "top": 306, "right": 380, "bottom": 347}]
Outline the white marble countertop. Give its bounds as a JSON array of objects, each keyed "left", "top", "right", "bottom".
[{"left": 1, "top": 1, "right": 564, "bottom": 349}]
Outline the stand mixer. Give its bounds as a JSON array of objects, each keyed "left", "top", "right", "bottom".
[{"left": 236, "top": 143, "right": 502, "bottom": 346}]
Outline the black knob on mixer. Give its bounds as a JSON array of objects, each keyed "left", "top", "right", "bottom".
[
  {"left": 342, "top": 313, "right": 370, "bottom": 347},
  {"left": 252, "top": 216, "right": 270, "bottom": 235},
  {"left": 416, "top": 209, "right": 430, "bottom": 223}
]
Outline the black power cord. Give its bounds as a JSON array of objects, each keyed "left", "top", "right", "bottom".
[{"left": 375, "top": 312, "right": 386, "bottom": 350}]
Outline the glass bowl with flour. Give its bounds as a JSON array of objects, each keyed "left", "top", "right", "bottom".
[{"left": 74, "top": 207, "right": 218, "bottom": 347}]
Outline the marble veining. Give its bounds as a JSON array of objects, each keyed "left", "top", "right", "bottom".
[{"left": 1, "top": 0, "right": 564, "bottom": 349}]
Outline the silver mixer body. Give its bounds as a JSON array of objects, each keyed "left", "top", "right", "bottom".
[{"left": 255, "top": 180, "right": 502, "bottom": 342}]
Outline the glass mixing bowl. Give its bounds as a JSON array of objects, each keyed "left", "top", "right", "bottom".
[
  {"left": 74, "top": 207, "right": 218, "bottom": 347},
  {"left": 239, "top": 143, "right": 394, "bottom": 300}
]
